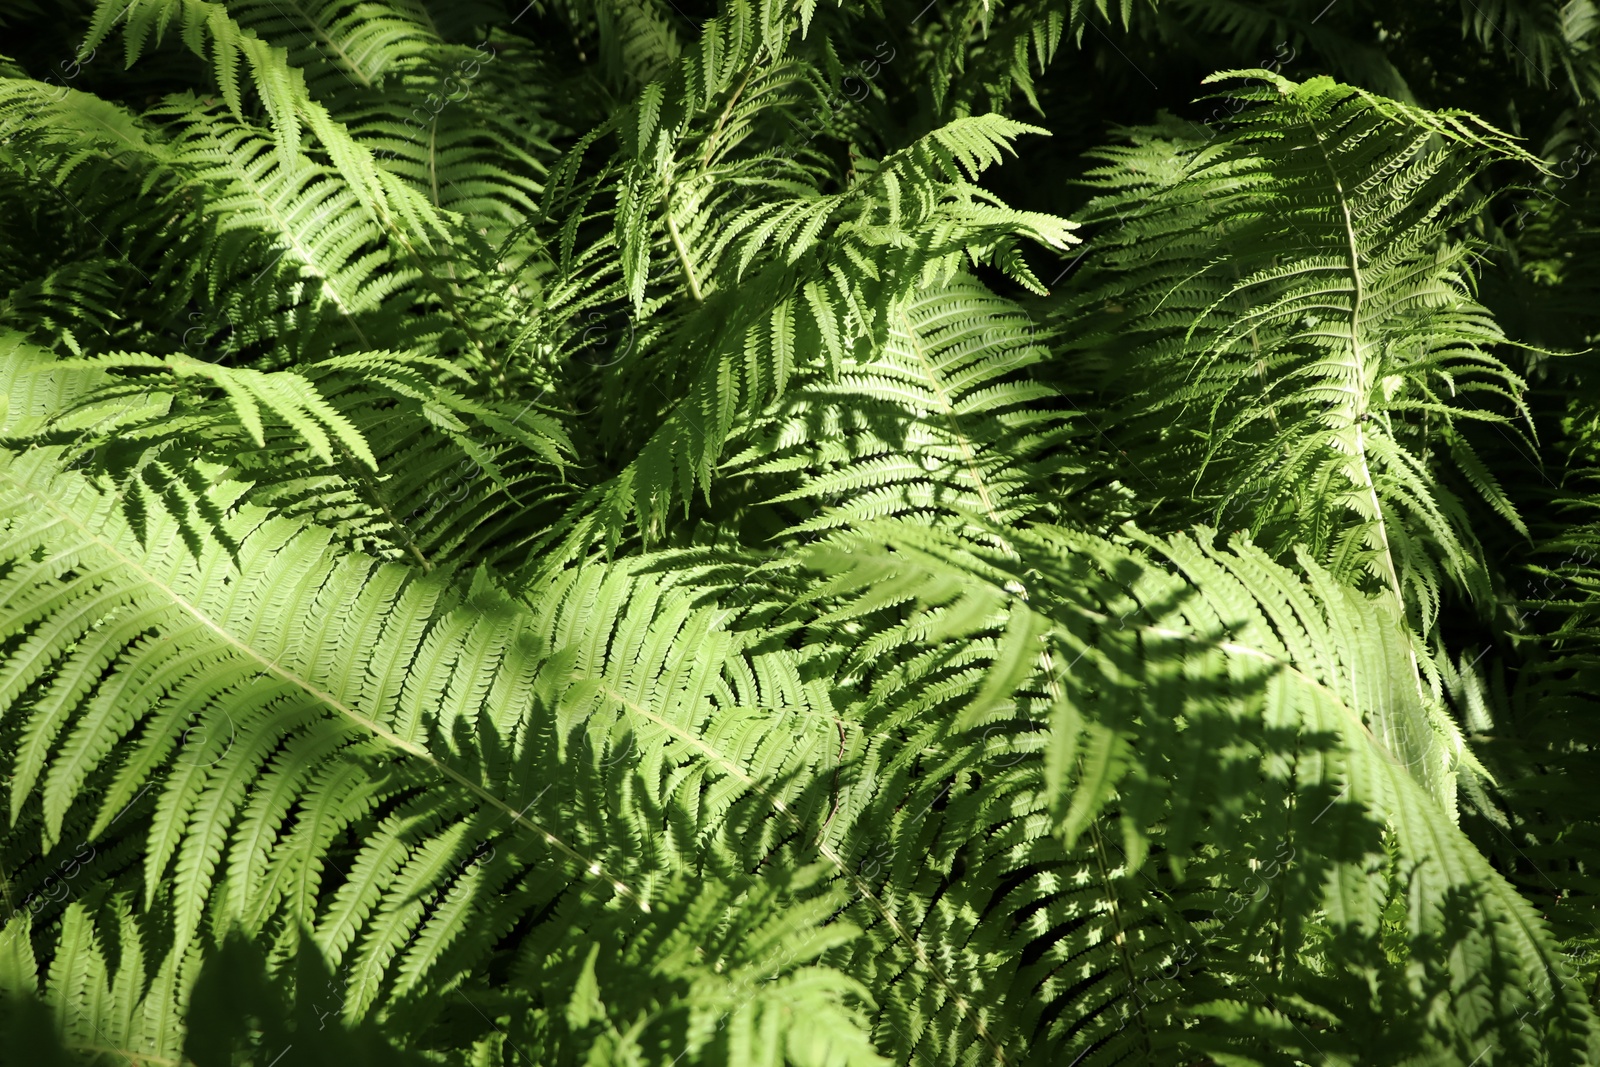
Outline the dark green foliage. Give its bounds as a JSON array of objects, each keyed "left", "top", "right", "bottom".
[{"left": 2, "top": 1, "right": 1599, "bottom": 1065}]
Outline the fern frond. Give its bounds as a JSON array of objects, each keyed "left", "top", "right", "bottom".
[
  {"left": 1060, "top": 69, "right": 1542, "bottom": 635},
  {"left": 792, "top": 516, "right": 1598, "bottom": 1063},
  {"left": 728, "top": 275, "right": 1084, "bottom": 548}
]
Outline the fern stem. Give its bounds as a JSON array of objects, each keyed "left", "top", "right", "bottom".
[
  {"left": 1086, "top": 808, "right": 1154, "bottom": 1057},
  {"left": 335, "top": 443, "right": 434, "bottom": 573},
  {"left": 701, "top": 60, "right": 759, "bottom": 170},
  {"left": 0, "top": 851, "right": 14, "bottom": 922},
  {"left": 286, "top": 0, "right": 375, "bottom": 88},
  {"left": 665, "top": 191, "right": 705, "bottom": 302},
  {"left": 427, "top": 117, "right": 442, "bottom": 207},
  {"left": 65, "top": 1046, "right": 187, "bottom": 1067},
  {"left": 897, "top": 308, "right": 1000, "bottom": 524}
]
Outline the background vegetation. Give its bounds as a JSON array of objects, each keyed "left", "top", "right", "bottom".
[{"left": 2, "top": 0, "right": 1600, "bottom": 1063}]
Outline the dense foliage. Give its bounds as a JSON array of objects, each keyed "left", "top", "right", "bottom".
[{"left": 2, "top": 0, "right": 1600, "bottom": 1063}]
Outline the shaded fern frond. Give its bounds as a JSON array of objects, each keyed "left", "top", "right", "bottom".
[
  {"left": 728, "top": 276, "right": 1085, "bottom": 545},
  {"left": 791, "top": 517, "right": 1595, "bottom": 1063}
]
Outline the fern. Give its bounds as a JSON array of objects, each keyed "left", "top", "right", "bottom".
[{"left": 4, "top": 1, "right": 1600, "bottom": 1064}]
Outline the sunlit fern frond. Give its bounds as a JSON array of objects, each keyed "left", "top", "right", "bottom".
[{"left": 1058, "top": 69, "right": 1541, "bottom": 635}]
